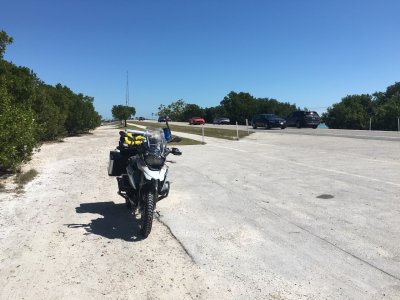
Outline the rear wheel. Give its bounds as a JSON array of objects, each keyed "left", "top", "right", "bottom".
[
  {"left": 140, "top": 191, "right": 155, "bottom": 238},
  {"left": 265, "top": 122, "right": 270, "bottom": 129},
  {"left": 252, "top": 123, "right": 257, "bottom": 129},
  {"left": 296, "top": 121, "right": 301, "bottom": 128}
]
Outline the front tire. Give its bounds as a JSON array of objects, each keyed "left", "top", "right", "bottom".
[{"left": 140, "top": 191, "right": 155, "bottom": 238}]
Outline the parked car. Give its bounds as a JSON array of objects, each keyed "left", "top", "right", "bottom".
[
  {"left": 213, "top": 117, "right": 230, "bottom": 125},
  {"left": 286, "top": 111, "right": 320, "bottom": 128},
  {"left": 189, "top": 117, "right": 205, "bottom": 125},
  {"left": 138, "top": 117, "right": 145, "bottom": 121},
  {"left": 251, "top": 114, "right": 286, "bottom": 129},
  {"left": 158, "top": 116, "right": 171, "bottom": 122}
]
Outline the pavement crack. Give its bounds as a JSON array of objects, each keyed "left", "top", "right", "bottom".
[
  {"left": 260, "top": 206, "right": 400, "bottom": 282},
  {"left": 294, "top": 222, "right": 400, "bottom": 282},
  {"left": 156, "top": 218, "right": 196, "bottom": 265}
]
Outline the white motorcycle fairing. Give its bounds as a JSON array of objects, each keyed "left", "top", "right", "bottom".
[{"left": 136, "top": 157, "right": 167, "bottom": 181}]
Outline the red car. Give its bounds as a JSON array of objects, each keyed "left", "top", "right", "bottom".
[{"left": 189, "top": 117, "right": 205, "bottom": 125}]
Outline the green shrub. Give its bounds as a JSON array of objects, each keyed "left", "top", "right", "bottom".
[{"left": 0, "top": 78, "right": 37, "bottom": 171}]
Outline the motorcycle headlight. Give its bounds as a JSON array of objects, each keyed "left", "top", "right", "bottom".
[{"left": 144, "top": 154, "right": 165, "bottom": 169}]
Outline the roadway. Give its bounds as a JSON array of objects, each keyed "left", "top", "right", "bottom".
[{"left": 137, "top": 119, "right": 400, "bottom": 142}]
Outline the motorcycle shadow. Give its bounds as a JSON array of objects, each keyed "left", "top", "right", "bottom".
[{"left": 66, "top": 201, "right": 143, "bottom": 242}]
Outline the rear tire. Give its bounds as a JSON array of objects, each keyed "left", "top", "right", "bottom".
[
  {"left": 252, "top": 123, "right": 257, "bottom": 129},
  {"left": 296, "top": 121, "right": 301, "bottom": 128},
  {"left": 140, "top": 191, "right": 155, "bottom": 238}
]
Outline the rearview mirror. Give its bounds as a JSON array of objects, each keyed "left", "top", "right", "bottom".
[
  {"left": 119, "top": 131, "right": 128, "bottom": 137},
  {"left": 171, "top": 148, "right": 182, "bottom": 155}
]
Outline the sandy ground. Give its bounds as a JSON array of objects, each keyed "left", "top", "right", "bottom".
[
  {"left": 1, "top": 124, "right": 400, "bottom": 300},
  {"left": 0, "top": 125, "right": 219, "bottom": 300}
]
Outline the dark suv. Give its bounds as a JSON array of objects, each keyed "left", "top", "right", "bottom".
[
  {"left": 286, "top": 111, "right": 320, "bottom": 129},
  {"left": 251, "top": 114, "right": 286, "bottom": 129},
  {"left": 158, "top": 116, "right": 171, "bottom": 122}
]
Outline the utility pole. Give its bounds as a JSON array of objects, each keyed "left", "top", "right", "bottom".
[{"left": 125, "top": 71, "right": 130, "bottom": 106}]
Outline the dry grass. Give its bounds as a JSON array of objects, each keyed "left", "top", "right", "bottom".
[
  {"left": 129, "top": 121, "right": 252, "bottom": 140},
  {"left": 14, "top": 169, "right": 38, "bottom": 188}
]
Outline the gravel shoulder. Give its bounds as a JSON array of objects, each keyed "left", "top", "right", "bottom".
[{"left": 0, "top": 125, "right": 220, "bottom": 300}]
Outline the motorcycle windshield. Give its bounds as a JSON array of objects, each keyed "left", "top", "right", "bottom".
[
  {"left": 144, "top": 128, "right": 167, "bottom": 155},
  {"left": 143, "top": 128, "right": 167, "bottom": 169}
]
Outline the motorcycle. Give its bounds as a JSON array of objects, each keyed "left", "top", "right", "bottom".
[{"left": 108, "top": 126, "right": 182, "bottom": 238}]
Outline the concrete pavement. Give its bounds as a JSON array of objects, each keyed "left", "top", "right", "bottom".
[{"left": 158, "top": 129, "right": 400, "bottom": 299}]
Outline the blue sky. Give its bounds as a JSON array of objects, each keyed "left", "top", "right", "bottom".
[{"left": 2, "top": 0, "right": 400, "bottom": 119}]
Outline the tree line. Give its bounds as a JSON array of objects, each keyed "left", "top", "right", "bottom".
[
  {"left": 0, "top": 30, "right": 101, "bottom": 172},
  {"left": 158, "top": 83, "right": 400, "bottom": 131},
  {"left": 157, "top": 91, "right": 298, "bottom": 124},
  {"left": 322, "top": 82, "right": 400, "bottom": 130}
]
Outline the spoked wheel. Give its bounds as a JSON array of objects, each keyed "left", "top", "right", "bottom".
[{"left": 140, "top": 191, "right": 155, "bottom": 238}]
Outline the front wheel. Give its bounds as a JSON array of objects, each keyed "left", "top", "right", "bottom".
[{"left": 140, "top": 191, "right": 155, "bottom": 238}]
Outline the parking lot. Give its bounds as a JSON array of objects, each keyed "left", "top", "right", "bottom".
[{"left": 158, "top": 128, "right": 400, "bottom": 298}]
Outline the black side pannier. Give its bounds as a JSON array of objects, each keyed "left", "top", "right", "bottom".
[{"left": 108, "top": 150, "right": 127, "bottom": 176}]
